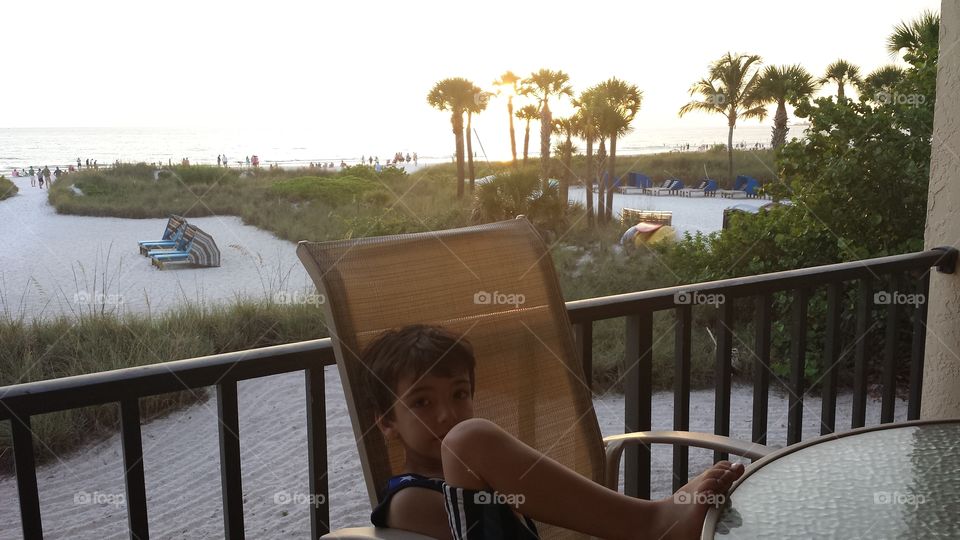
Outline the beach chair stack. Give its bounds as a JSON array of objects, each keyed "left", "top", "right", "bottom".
[{"left": 137, "top": 216, "right": 220, "bottom": 269}]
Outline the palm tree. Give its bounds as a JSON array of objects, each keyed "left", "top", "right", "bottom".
[
  {"left": 756, "top": 64, "right": 819, "bottom": 148},
  {"left": 516, "top": 105, "right": 539, "bottom": 166},
  {"left": 427, "top": 77, "right": 476, "bottom": 198},
  {"left": 821, "top": 60, "right": 862, "bottom": 101},
  {"left": 493, "top": 71, "right": 522, "bottom": 167},
  {"left": 595, "top": 78, "right": 642, "bottom": 223},
  {"left": 858, "top": 65, "right": 906, "bottom": 104},
  {"left": 466, "top": 85, "right": 491, "bottom": 192},
  {"left": 887, "top": 10, "right": 939, "bottom": 65},
  {"left": 679, "top": 52, "right": 767, "bottom": 185},
  {"left": 553, "top": 116, "right": 577, "bottom": 206},
  {"left": 572, "top": 89, "right": 602, "bottom": 227},
  {"left": 522, "top": 69, "right": 574, "bottom": 190}
]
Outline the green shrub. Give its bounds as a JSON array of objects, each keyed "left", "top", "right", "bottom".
[
  {"left": 0, "top": 176, "right": 18, "bottom": 200},
  {"left": 270, "top": 175, "right": 384, "bottom": 206}
]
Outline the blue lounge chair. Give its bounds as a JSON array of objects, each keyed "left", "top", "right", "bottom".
[
  {"left": 720, "top": 175, "right": 762, "bottom": 198},
  {"left": 681, "top": 179, "right": 718, "bottom": 197},
  {"left": 644, "top": 179, "right": 675, "bottom": 195},
  {"left": 150, "top": 226, "right": 196, "bottom": 268},
  {"left": 139, "top": 222, "right": 188, "bottom": 256},
  {"left": 138, "top": 215, "right": 187, "bottom": 255}
]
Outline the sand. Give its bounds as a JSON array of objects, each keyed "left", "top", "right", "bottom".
[{"left": 0, "top": 175, "right": 316, "bottom": 320}]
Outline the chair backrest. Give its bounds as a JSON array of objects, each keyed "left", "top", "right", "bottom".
[
  {"left": 660, "top": 179, "right": 672, "bottom": 188},
  {"left": 163, "top": 215, "right": 186, "bottom": 240},
  {"left": 298, "top": 219, "right": 604, "bottom": 539},
  {"left": 179, "top": 224, "right": 197, "bottom": 251}
]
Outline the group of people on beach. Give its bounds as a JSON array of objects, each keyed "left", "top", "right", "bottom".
[
  {"left": 76, "top": 158, "right": 98, "bottom": 169},
  {"left": 359, "top": 152, "right": 418, "bottom": 168},
  {"left": 11, "top": 165, "right": 63, "bottom": 189},
  {"left": 215, "top": 154, "right": 260, "bottom": 168}
]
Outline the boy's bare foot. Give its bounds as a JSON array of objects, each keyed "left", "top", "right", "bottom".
[{"left": 655, "top": 461, "right": 744, "bottom": 540}]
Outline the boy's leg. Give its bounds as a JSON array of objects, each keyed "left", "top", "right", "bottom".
[{"left": 441, "top": 418, "right": 743, "bottom": 540}]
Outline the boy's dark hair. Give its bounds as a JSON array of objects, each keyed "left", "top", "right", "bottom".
[{"left": 361, "top": 324, "right": 476, "bottom": 416}]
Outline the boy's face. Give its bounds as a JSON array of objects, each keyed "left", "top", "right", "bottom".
[{"left": 378, "top": 369, "right": 474, "bottom": 462}]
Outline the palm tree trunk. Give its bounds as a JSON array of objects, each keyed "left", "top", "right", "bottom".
[
  {"left": 606, "top": 134, "right": 617, "bottom": 223},
  {"left": 837, "top": 81, "right": 845, "bottom": 101},
  {"left": 597, "top": 138, "right": 607, "bottom": 224},
  {"left": 508, "top": 96, "right": 517, "bottom": 167},
  {"left": 523, "top": 121, "right": 531, "bottom": 165},
  {"left": 540, "top": 100, "right": 552, "bottom": 191},
  {"left": 585, "top": 135, "right": 594, "bottom": 228},
  {"left": 726, "top": 120, "right": 735, "bottom": 187},
  {"left": 453, "top": 111, "right": 465, "bottom": 198},
  {"left": 561, "top": 132, "right": 572, "bottom": 207},
  {"left": 771, "top": 100, "right": 788, "bottom": 148},
  {"left": 467, "top": 110, "right": 476, "bottom": 192}
]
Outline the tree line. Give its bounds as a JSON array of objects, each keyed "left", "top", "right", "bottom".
[{"left": 427, "top": 10, "right": 939, "bottom": 230}]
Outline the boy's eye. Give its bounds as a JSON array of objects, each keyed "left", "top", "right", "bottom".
[
  {"left": 454, "top": 389, "right": 470, "bottom": 399},
  {"left": 412, "top": 398, "right": 430, "bottom": 408}
]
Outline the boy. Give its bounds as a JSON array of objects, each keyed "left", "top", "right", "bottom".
[{"left": 364, "top": 324, "right": 744, "bottom": 540}]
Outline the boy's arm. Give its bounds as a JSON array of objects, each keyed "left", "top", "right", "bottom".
[{"left": 387, "top": 487, "right": 453, "bottom": 540}]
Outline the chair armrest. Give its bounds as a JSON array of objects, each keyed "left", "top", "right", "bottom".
[
  {"left": 602, "top": 431, "right": 771, "bottom": 490},
  {"left": 323, "top": 527, "right": 437, "bottom": 539}
]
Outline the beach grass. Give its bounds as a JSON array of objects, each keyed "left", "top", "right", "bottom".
[
  {"left": 0, "top": 299, "right": 327, "bottom": 472},
  {"left": 0, "top": 175, "right": 17, "bottom": 200}
]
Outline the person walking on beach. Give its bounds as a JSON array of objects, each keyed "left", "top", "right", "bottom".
[
  {"left": 42, "top": 166, "right": 51, "bottom": 189},
  {"left": 54, "top": 167, "right": 62, "bottom": 182},
  {"left": 28, "top": 166, "right": 36, "bottom": 187},
  {"left": 217, "top": 154, "right": 222, "bottom": 167},
  {"left": 77, "top": 157, "right": 82, "bottom": 169}
]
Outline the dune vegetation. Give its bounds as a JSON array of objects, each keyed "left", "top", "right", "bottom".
[{"left": 0, "top": 175, "right": 17, "bottom": 200}]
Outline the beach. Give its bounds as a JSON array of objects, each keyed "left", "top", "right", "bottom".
[{"left": 1, "top": 173, "right": 764, "bottom": 320}]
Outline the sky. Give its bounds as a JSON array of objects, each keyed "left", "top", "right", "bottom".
[{"left": 2, "top": 0, "right": 943, "bottom": 157}]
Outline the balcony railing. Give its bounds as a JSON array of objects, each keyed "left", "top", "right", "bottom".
[{"left": 0, "top": 247, "right": 955, "bottom": 539}]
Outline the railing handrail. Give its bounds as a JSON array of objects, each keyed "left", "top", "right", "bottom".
[
  {"left": 567, "top": 247, "right": 956, "bottom": 323},
  {"left": 0, "top": 339, "right": 334, "bottom": 421}
]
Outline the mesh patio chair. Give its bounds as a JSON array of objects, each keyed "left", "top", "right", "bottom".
[{"left": 297, "top": 218, "right": 769, "bottom": 540}]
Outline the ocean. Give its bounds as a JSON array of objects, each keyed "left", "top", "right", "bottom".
[{"left": 0, "top": 123, "right": 800, "bottom": 173}]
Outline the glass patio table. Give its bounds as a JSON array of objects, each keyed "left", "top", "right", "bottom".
[{"left": 702, "top": 419, "right": 960, "bottom": 539}]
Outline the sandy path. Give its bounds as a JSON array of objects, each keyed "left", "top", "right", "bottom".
[{"left": 0, "top": 368, "right": 906, "bottom": 539}]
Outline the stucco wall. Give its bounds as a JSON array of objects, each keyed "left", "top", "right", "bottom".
[{"left": 921, "top": 0, "right": 960, "bottom": 418}]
